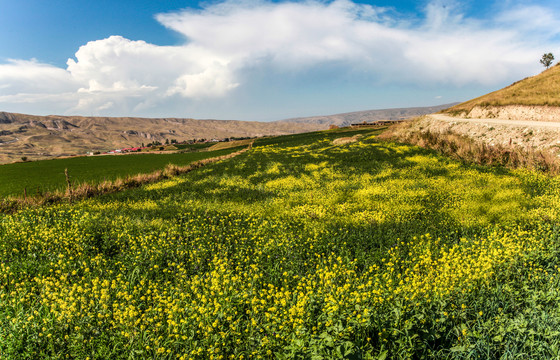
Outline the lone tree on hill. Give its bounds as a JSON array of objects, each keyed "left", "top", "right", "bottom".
[{"left": 540, "top": 53, "right": 555, "bottom": 69}]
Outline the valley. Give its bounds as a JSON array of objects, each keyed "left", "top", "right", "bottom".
[{"left": 2, "top": 65, "right": 560, "bottom": 359}]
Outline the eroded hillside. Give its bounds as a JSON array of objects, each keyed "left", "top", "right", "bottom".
[{"left": 0, "top": 112, "right": 323, "bottom": 164}]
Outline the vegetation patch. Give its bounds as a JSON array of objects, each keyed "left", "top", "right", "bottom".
[
  {"left": 207, "top": 139, "right": 254, "bottom": 151},
  {"left": 0, "top": 147, "right": 249, "bottom": 214},
  {"left": 2, "top": 127, "right": 560, "bottom": 358},
  {"left": 0, "top": 147, "right": 244, "bottom": 199}
]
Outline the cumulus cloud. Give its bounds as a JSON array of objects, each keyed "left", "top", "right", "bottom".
[
  {"left": 155, "top": 0, "right": 558, "bottom": 85},
  {"left": 64, "top": 36, "right": 239, "bottom": 113},
  {"left": 67, "top": 36, "right": 238, "bottom": 97},
  {"left": 0, "top": 0, "right": 559, "bottom": 117}
]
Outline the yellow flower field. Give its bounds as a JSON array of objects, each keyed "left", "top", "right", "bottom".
[{"left": 2, "top": 128, "right": 560, "bottom": 359}]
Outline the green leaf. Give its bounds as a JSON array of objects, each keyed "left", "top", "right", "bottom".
[
  {"left": 450, "top": 345, "right": 468, "bottom": 352},
  {"left": 377, "top": 350, "right": 388, "bottom": 360}
]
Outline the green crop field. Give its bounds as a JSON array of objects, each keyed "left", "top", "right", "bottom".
[
  {"left": 2, "top": 127, "right": 560, "bottom": 359},
  {"left": 0, "top": 147, "right": 243, "bottom": 198},
  {"left": 172, "top": 143, "right": 215, "bottom": 151}
]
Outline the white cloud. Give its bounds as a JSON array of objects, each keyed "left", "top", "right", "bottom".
[
  {"left": 67, "top": 36, "right": 236, "bottom": 95},
  {"left": 0, "top": 0, "right": 559, "bottom": 117},
  {"left": 64, "top": 36, "right": 239, "bottom": 112},
  {"left": 0, "top": 59, "right": 78, "bottom": 94},
  {"left": 496, "top": 5, "right": 560, "bottom": 38}
]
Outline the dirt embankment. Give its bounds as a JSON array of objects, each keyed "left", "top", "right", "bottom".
[
  {"left": 414, "top": 115, "right": 560, "bottom": 155},
  {"left": 449, "top": 105, "right": 560, "bottom": 122},
  {"left": 423, "top": 105, "right": 560, "bottom": 154}
]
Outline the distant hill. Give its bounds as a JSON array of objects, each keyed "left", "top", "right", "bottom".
[
  {"left": 278, "top": 104, "right": 458, "bottom": 127},
  {"left": 0, "top": 112, "right": 323, "bottom": 164},
  {"left": 0, "top": 103, "right": 458, "bottom": 164},
  {"left": 444, "top": 63, "right": 560, "bottom": 119}
]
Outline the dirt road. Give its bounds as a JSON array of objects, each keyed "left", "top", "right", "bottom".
[{"left": 428, "top": 114, "right": 560, "bottom": 130}]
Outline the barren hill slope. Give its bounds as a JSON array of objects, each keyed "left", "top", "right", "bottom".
[{"left": 0, "top": 112, "right": 323, "bottom": 164}]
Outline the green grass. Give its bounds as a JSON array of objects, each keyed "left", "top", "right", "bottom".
[
  {"left": 207, "top": 139, "right": 254, "bottom": 151},
  {"left": 254, "top": 127, "right": 380, "bottom": 148},
  {"left": 0, "top": 147, "right": 242, "bottom": 198},
  {"left": 2, "top": 126, "right": 560, "bottom": 359},
  {"left": 156, "top": 142, "right": 214, "bottom": 151}
]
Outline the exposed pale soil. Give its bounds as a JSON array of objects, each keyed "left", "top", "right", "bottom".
[
  {"left": 332, "top": 135, "right": 362, "bottom": 145},
  {"left": 423, "top": 111, "right": 560, "bottom": 154},
  {"left": 453, "top": 105, "right": 560, "bottom": 122}
]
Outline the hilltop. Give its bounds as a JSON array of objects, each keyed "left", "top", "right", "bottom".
[{"left": 443, "top": 63, "right": 560, "bottom": 120}]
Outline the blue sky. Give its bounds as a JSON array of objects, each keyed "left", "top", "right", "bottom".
[{"left": 1, "top": 0, "right": 559, "bottom": 121}]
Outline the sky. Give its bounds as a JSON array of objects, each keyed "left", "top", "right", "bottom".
[{"left": 1, "top": 0, "right": 559, "bottom": 121}]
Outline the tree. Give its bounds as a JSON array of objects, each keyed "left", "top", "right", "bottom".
[{"left": 540, "top": 53, "right": 555, "bottom": 69}]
